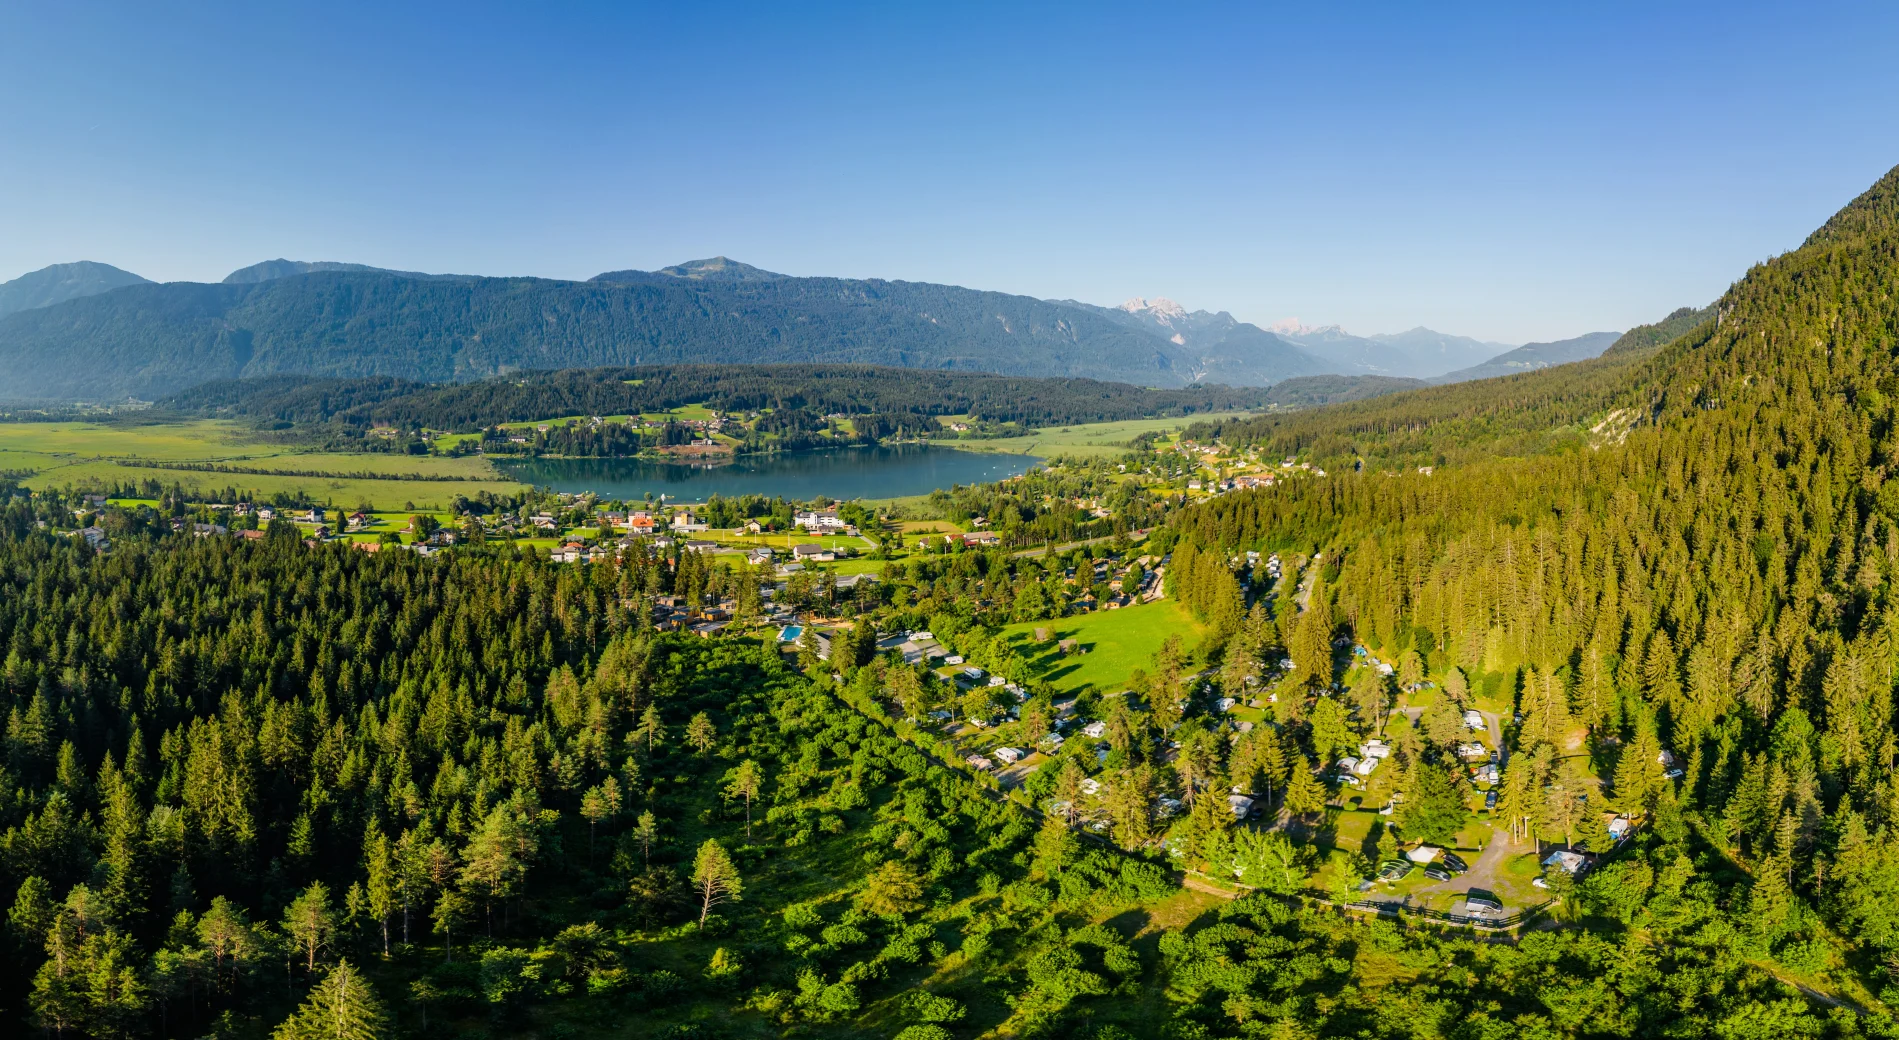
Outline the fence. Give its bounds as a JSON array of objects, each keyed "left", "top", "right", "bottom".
[{"left": 1332, "top": 896, "right": 1553, "bottom": 930}]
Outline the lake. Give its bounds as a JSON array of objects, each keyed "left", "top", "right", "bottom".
[{"left": 494, "top": 445, "right": 1041, "bottom": 501}]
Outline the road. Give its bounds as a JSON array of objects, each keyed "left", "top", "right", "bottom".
[{"left": 1414, "top": 822, "right": 1513, "bottom": 902}]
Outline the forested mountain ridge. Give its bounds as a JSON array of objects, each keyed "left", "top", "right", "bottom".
[
  {"left": 0, "top": 262, "right": 150, "bottom": 318},
  {"left": 159, "top": 364, "right": 1280, "bottom": 431},
  {"left": 1602, "top": 304, "right": 1716, "bottom": 356},
  {"left": 0, "top": 254, "right": 1572, "bottom": 403},
  {"left": 222, "top": 259, "right": 473, "bottom": 284},
  {"left": 0, "top": 266, "right": 1197, "bottom": 401},
  {"left": 1162, "top": 161, "right": 1899, "bottom": 1012}
]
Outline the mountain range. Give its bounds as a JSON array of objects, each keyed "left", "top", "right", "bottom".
[
  {"left": 0, "top": 254, "right": 1636, "bottom": 402},
  {"left": 0, "top": 261, "right": 149, "bottom": 319}
]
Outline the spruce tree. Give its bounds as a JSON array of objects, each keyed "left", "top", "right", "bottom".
[
  {"left": 272, "top": 960, "right": 387, "bottom": 1040},
  {"left": 1283, "top": 758, "right": 1327, "bottom": 819},
  {"left": 1397, "top": 763, "right": 1465, "bottom": 846}
]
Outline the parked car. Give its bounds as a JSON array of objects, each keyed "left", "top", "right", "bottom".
[
  {"left": 1463, "top": 893, "right": 1504, "bottom": 915},
  {"left": 1442, "top": 851, "right": 1469, "bottom": 874},
  {"left": 1377, "top": 860, "right": 1413, "bottom": 881},
  {"left": 1423, "top": 864, "right": 1453, "bottom": 881},
  {"left": 1484, "top": 790, "right": 1499, "bottom": 810}
]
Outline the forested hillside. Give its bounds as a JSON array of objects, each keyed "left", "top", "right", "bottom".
[
  {"left": 0, "top": 267, "right": 1196, "bottom": 401},
  {"left": 1602, "top": 303, "right": 1716, "bottom": 356},
  {"left": 160, "top": 366, "right": 1277, "bottom": 432},
  {"left": 8, "top": 158, "right": 1899, "bottom": 1040},
  {"left": 1163, "top": 161, "right": 1899, "bottom": 1010},
  {"left": 0, "top": 503, "right": 1188, "bottom": 1038}
]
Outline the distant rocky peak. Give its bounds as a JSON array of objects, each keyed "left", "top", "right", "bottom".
[
  {"left": 1270, "top": 318, "right": 1345, "bottom": 339},
  {"left": 1120, "top": 296, "right": 1188, "bottom": 320}
]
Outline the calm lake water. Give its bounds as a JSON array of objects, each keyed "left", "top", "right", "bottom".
[{"left": 495, "top": 445, "right": 1040, "bottom": 501}]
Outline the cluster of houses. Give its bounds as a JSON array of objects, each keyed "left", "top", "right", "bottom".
[
  {"left": 1172, "top": 442, "right": 1333, "bottom": 498},
  {"left": 914, "top": 530, "right": 1004, "bottom": 550}
]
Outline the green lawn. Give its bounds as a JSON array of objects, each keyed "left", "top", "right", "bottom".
[{"left": 998, "top": 600, "right": 1205, "bottom": 696}]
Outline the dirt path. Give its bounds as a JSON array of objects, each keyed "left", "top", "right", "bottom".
[{"left": 1414, "top": 823, "right": 1512, "bottom": 903}]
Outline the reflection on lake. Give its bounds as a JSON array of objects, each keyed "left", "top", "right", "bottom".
[{"left": 495, "top": 445, "right": 1040, "bottom": 501}]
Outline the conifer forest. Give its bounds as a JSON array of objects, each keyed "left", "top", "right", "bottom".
[{"left": 10, "top": 163, "right": 1899, "bottom": 1040}]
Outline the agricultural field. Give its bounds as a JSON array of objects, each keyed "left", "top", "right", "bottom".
[
  {"left": 997, "top": 599, "right": 1205, "bottom": 696},
  {"left": 945, "top": 412, "right": 1252, "bottom": 459},
  {"left": 0, "top": 419, "right": 528, "bottom": 511}
]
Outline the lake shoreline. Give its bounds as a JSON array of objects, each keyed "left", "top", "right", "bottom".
[{"left": 494, "top": 443, "right": 1043, "bottom": 503}]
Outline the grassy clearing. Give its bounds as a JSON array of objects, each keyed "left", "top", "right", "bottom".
[
  {"left": 0, "top": 419, "right": 270, "bottom": 459},
  {"left": 1, "top": 419, "right": 528, "bottom": 511},
  {"left": 945, "top": 413, "right": 1253, "bottom": 459},
  {"left": 997, "top": 600, "right": 1205, "bottom": 696}
]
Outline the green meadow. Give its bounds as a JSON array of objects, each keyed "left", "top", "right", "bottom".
[
  {"left": 998, "top": 599, "right": 1205, "bottom": 695},
  {"left": 1, "top": 419, "right": 525, "bottom": 511},
  {"left": 944, "top": 412, "right": 1249, "bottom": 459}
]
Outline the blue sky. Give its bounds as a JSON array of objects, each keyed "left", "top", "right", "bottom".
[{"left": 2, "top": 2, "right": 1896, "bottom": 343}]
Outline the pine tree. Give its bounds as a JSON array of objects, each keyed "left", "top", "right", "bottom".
[
  {"left": 1185, "top": 784, "right": 1235, "bottom": 869},
  {"left": 197, "top": 896, "right": 261, "bottom": 986},
  {"left": 1496, "top": 756, "right": 1538, "bottom": 846},
  {"left": 459, "top": 807, "right": 533, "bottom": 936},
  {"left": 1055, "top": 759, "right": 1085, "bottom": 823},
  {"left": 1283, "top": 758, "right": 1327, "bottom": 819},
  {"left": 632, "top": 811, "right": 660, "bottom": 867},
  {"left": 1308, "top": 698, "right": 1352, "bottom": 761},
  {"left": 639, "top": 703, "right": 665, "bottom": 755},
  {"left": 1031, "top": 814, "right": 1077, "bottom": 878},
  {"left": 691, "top": 840, "right": 743, "bottom": 927},
  {"left": 363, "top": 829, "right": 395, "bottom": 957},
  {"left": 1398, "top": 649, "right": 1425, "bottom": 689},
  {"left": 1149, "top": 637, "right": 1186, "bottom": 731},
  {"left": 1106, "top": 765, "right": 1158, "bottom": 850},
  {"left": 1518, "top": 665, "right": 1571, "bottom": 752},
  {"left": 430, "top": 887, "right": 468, "bottom": 964},
  {"left": 581, "top": 778, "right": 622, "bottom": 863},
  {"left": 1745, "top": 851, "right": 1796, "bottom": 941},
  {"left": 1442, "top": 667, "right": 1469, "bottom": 705},
  {"left": 725, "top": 760, "right": 764, "bottom": 838},
  {"left": 888, "top": 665, "right": 927, "bottom": 719},
  {"left": 686, "top": 712, "right": 717, "bottom": 754},
  {"left": 855, "top": 861, "right": 925, "bottom": 917},
  {"left": 272, "top": 960, "right": 387, "bottom": 1040},
  {"left": 1614, "top": 718, "right": 1666, "bottom": 817},
  {"left": 1258, "top": 734, "right": 1289, "bottom": 804},
  {"left": 282, "top": 883, "right": 336, "bottom": 974},
  {"left": 1397, "top": 763, "right": 1465, "bottom": 846}
]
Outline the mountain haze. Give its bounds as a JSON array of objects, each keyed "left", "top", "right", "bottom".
[
  {"left": 0, "top": 252, "right": 1623, "bottom": 403},
  {"left": 1428, "top": 329, "right": 1623, "bottom": 384},
  {"left": 1060, "top": 297, "right": 1338, "bottom": 386},
  {"left": 1366, "top": 326, "right": 1514, "bottom": 373}
]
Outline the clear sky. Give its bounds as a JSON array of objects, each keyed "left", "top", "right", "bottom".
[{"left": 3, "top": 2, "right": 1896, "bottom": 344}]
